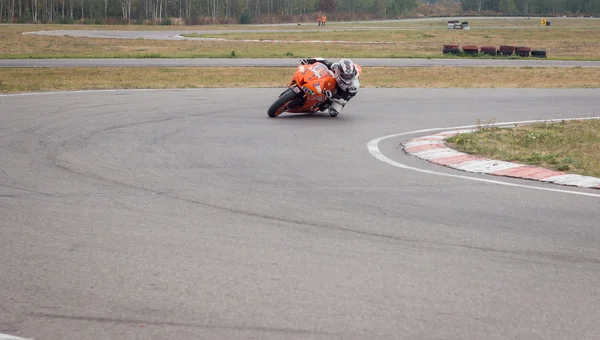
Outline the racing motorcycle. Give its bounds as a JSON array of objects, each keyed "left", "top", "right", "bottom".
[{"left": 267, "top": 62, "right": 338, "bottom": 118}]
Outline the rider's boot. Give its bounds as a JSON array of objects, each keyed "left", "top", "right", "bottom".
[{"left": 328, "top": 99, "right": 344, "bottom": 117}]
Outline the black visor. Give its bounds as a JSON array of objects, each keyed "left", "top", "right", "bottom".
[{"left": 340, "top": 72, "right": 354, "bottom": 81}]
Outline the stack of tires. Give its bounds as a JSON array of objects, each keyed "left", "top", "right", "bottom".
[
  {"left": 441, "top": 44, "right": 548, "bottom": 58},
  {"left": 462, "top": 45, "right": 479, "bottom": 55},
  {"left": 498, "top": 45, "right": 516, "bottom": 56},
  {"left": 442, "top": 44, "right": 460, "bottom": 55},
  {"left": 531, "top": 50, "right": 547, "bottom": 58},
  {"left": 516, "top": 46, "right": 531, "bottom": 57},
  {"left": 480, "top": 46, "right": 497, "bottom": 56}
]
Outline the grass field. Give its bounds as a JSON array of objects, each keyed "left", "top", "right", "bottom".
[
  {"left": 1, "top": 18, "right": 600, "bottom": 59},
  {"left": 1, "top": 66, "right": 600, "bottom": 93},
  {"left": 349, "top": 17, "right": 600, "bottom": 28},
  {"left": 447, "top": 119, "right": 600, "bottom": 177}
]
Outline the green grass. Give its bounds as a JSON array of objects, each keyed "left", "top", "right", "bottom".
[{"left": 446, "top": 119, "right": 600, "bottom": 177}]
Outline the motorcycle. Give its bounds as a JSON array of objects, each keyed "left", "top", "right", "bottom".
[{"left": 267, "top": 62, "right": 341, "bottom": 118}]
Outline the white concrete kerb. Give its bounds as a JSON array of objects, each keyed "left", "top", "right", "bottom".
[
  {"left": 0, "top": 333, "right": 33, "bottom": 340},
  {"left": 367, "top": 117, "right": 600, "bottom": 198}
]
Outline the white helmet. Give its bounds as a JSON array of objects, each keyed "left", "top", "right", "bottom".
[{"left": 334, "top": 59, "right": 357, "bottom": 86}]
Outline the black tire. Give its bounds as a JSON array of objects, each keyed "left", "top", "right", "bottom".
[
  {"left": 443, "top": 45, "right": 459, "bottom": 54},
  {"left": 480, "top": 46, "right": 497, "bottom": 56},
  {"left": 443, "top": 48, "right": 460, "bottom": 55},
  {"left": 498, "top": 45, "right": 515, "bottom": 56},
  {"left": 462, "top": 45, "right": 479, "bottom": 55},
  {"left": 268, "top": 88, "right": 297, "bottom": 117}
]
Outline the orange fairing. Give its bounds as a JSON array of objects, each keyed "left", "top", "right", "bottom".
[
  {"left": 287, "top": 63, "right": 337, "bottom": 113},
  {"left": 269, "top": 61, "right": 362, "bottom": 117}
]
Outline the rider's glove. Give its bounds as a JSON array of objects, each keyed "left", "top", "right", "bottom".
[{"left": 299, "top": 58, "right": 309, "bottom": 65}]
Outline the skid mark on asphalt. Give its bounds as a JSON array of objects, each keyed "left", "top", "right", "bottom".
[
  {"left": 368, "top": 117, "right": 600, "bottom": 199},
  {"left": 43, "top": 149, "right": 600, "bottom": 264}
]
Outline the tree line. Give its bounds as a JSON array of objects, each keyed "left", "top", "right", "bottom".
[
  {"left": 460, "top": 0, "right": 600, "bottom": 16},
  {"left": 0, "top": 0, "right": 598, "bottom": 24}
]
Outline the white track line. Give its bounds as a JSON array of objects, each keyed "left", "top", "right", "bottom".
[
  {"left": 0, "top": 333, "right": 32, "bottom": 340},
  {"left": 173, "top": 34, "right": 395, "bottom": 44},
  {"left": 0, "top": 88, "right": 216, "bottom": 97},
  {"left": 367, "top": 117, "right": 600, "bottom": 198}
]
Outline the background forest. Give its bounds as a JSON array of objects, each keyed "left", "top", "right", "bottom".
[{"left": 0, "top": 0, "right": 598, "bottom": 25}]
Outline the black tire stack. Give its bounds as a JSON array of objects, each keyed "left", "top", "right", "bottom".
[
  {"left": 516, "top": 46, "right": 531, "bottom": 57},
  {"left": 498, "top": 45, "right": 516, "bottom": 56},
  {"left": 480, "top": 46, "right": 497, "bottom": 56},
  {"left": 441, "top": 44, "right": 548, "bottom": 58},
  {"left": 443, "top": 44, "right": 460, "bottom": 55},
  {"left": 462, "top": 45, "right": 479, "bottom": 55}
]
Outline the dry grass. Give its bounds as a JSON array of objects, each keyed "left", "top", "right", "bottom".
[
  {"left": 350, "top": 18, "right": 600, "bottom": 28},
  {"left": 188, "top": 25, "right": 600, "bottom": 59},
  {"left": 447, "top": 120, "right": 600, "bottom": 177},
  {"left": 365, "top": 66, "right": 600, "bottom": 88},
  {"left": 2, "top": 19, "right": 600, "bottom": 59},
  {"left": 0, "top": 67, "right": 290, "bottom": 92},
  {"left": 1, "top": 66, "right": 600, "bottom": 93}
]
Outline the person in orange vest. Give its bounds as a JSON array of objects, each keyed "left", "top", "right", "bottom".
[
  {"left": 317, "top": 16, "right": 321, "bottom": 26},
  {"left": 322, "top": 15, "right": 327, "bottom": 26}
]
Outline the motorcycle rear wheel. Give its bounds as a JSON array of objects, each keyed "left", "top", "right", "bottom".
[{"left": 268, "top": 88, "right": 297, "bottom": 117}]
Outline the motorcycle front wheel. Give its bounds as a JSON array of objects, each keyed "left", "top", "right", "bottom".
[{"left": 267, "top": 88, "right": 297, "bottom": 118}]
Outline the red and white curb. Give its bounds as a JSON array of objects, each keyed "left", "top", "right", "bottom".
[{"left": 402, "top": 130, "right": 600, "bottom": 190}]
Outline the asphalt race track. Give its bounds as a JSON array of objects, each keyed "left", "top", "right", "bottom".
[{"left": 1, "top": 88, "right": 600, "bottom": 340}]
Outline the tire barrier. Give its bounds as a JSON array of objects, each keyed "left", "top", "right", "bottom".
[
  {"left": 442, "top": 45, "right": 547, "bottom": 58},
  {"left": 531, "top": 50, "right": 547, "bottom": 58},
  {"left": 498, "top": 45, "right": 516, "bottom": 56},
  {"left": 442, "top": 44, "right": 460, "bottom": 55},
  {"left": 480, "top": 46, "right": 497, "bottom": 56},
  {"left": 516, "top": 46, "right": 532, "bottom": 57},
  {"left": 461, "top": 45, "right": 479, "bottom": 55}
]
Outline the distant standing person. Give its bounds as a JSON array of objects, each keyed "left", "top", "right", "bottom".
[
  {"left": 322, "top": 15, "right": 327, "bottom": 26},
  {"left": 317, "top": 16, "right": 321, "bottom": 26}
]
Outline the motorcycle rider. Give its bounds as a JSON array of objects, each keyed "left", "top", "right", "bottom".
[{"left": 297, "top": 57, "right": 360, "bottom": 117}]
